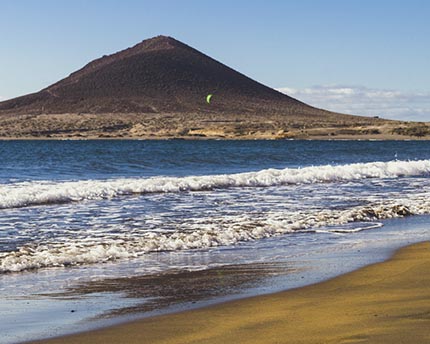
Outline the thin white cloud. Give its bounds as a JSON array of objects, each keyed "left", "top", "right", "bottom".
[{"left": 277, "top": 85, "right": 430, "bottom": 122}]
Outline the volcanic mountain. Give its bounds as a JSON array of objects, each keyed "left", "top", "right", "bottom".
[
  {"left": 1, "top": 35, "right": 331, "bottom": 115},
  {"left": 0, "top": 35, "right": 388, "bottom": 139}
]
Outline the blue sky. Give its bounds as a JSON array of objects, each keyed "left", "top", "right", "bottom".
[{"left": 1, "top": 0, "right": 429, "bottom": 120}]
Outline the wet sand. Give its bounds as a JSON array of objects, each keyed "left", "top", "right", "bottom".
[
  {"left": 45, "top": 262, "right": 294, "bottom": 318},
  {"left": 28, "top": 241, "right": 430, "bottom": 344}
]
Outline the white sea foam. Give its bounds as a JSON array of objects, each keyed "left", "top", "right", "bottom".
[
  {"left": 2, "top": 159, "right": 430, "bottom": 273},
  {"left": 1, "top": 197, "right": 429, "bottom": 273},
  {"left": 1, "top": 160, "right": 429, "bottom": 210}
]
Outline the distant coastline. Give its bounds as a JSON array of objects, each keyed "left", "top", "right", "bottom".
[
  {"left": 0, "top": 113, "right": 428, "bottom": 141},
  {"left": 0, "top": 110, "right": 429, "bottom": 140}
]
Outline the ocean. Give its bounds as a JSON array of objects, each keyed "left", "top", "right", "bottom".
[{"left": 1, "top": 140, "right": 430, "bottom": 343}]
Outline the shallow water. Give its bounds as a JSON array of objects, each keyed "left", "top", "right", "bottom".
[{"left": 1, "top": 140, "right": 430, "bottom": 343}]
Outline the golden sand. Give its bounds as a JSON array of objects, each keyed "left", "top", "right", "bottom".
[{"left": 30, "top": 242, "right": 430, "bottom": 344}]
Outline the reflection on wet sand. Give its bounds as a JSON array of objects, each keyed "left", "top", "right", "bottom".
[{"left": 50, "top": 262, "right": 295, "bottom": 318}]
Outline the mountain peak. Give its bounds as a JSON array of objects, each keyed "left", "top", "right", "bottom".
[
  {"left": 0, "top": 35, "right": 327, "bottom": 117},
  {"left": 131, "top": 35, "right": 185, "bottom": 53}
]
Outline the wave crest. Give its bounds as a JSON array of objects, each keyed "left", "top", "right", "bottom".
[{"left": 1, "top": 160, "right": 429, "bottom": 210}]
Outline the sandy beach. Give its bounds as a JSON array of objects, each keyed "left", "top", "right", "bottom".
[{"left": 26, "top": 241, "right": 430, "bottom": 344}]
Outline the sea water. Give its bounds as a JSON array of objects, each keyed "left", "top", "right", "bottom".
[{"left": 0, "top": 140, "right": 430, "bottom": 343}]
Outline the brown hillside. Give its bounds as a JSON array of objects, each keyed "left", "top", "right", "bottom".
[
  {"left": 1, "top": 36, "right": 337, "bottom": 117},
  {"left": 0, "top": 35, "right": 395, "bottom": 139}
]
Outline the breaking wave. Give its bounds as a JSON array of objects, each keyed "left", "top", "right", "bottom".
[
  {"left": 0, "top": 199, "right": 428, "bottom": 273},
  {"left": 1, "top": 159, "right": 430, "bottom": 210}
]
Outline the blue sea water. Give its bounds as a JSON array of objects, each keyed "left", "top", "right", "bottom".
[
  {"left": 1, "top": 140, "right": 429, "bottom": 183},
  {"left": 1, "top": 140, "right": 430, "bottom": 343}
]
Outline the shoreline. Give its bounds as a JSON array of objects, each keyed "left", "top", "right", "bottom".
[
  {"left": 27, "top": 241, "right": 430, "bottom": 344},
  {"left": 1, "top": 135, "right": 430, "bottom": 141}
]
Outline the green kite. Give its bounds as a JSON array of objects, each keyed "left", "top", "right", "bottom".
[{"left": 206, "top": 94, "right": 213, "bottom": 104}]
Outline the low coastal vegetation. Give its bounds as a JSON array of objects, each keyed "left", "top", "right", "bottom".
[
  {"left": 391, "top": 124, "right": 430, "bottom": 137},
  {"left": 0, "top": 112, "right": 428, "bottom": 140}
]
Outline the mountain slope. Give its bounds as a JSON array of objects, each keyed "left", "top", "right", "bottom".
[
  {"left": 0, "top": 35, "right": 392, "bottom": 139},
  {"left": 0, "top": 35, "right": 330, "bottom": 116}
]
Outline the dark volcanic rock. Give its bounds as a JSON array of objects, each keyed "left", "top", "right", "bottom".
[{"left": 0, "top": 35, "right": 328, "bottom": 117}]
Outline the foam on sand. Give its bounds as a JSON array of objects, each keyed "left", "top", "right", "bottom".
[{"left": 1, "top": 198, "right": 428, "bottom": 273}]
